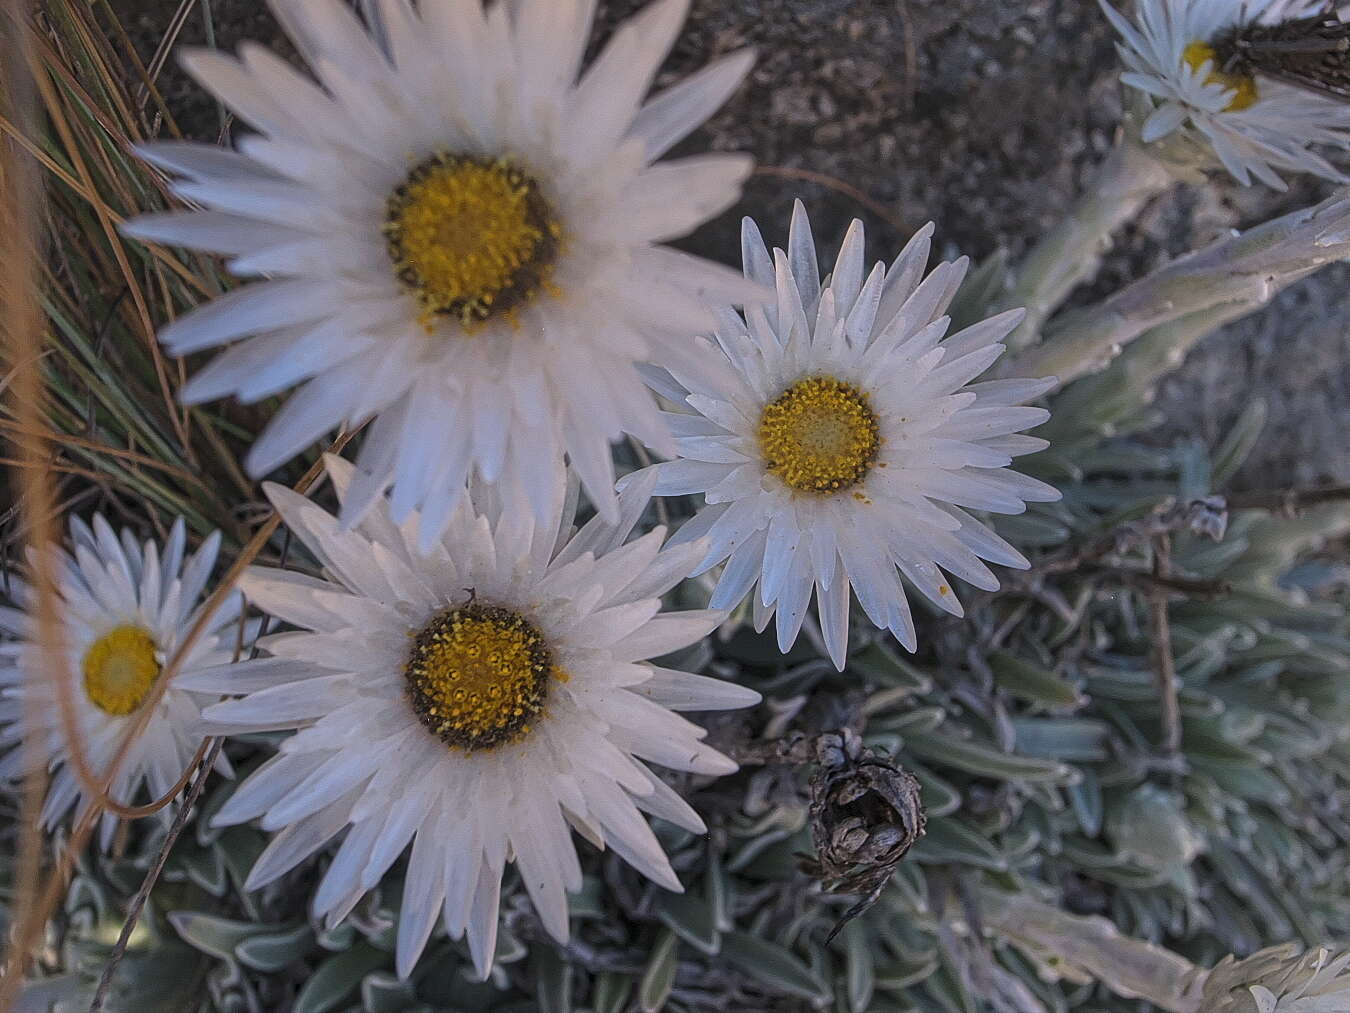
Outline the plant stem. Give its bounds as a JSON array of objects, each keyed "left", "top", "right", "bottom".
[
  {"left": 1042, "top": 301, "right": 1258, "bottom": 446},
  {"left": 1006, "top": 193, "right": 1350, "bottom": 388},
  {"left": 1148, "top": 534, "right": 1182, "bottom": 761},
  {"left": 977, "top": 889, "right": 1205, "bottom": 1012},
  {"left": 1001, "top": 139, "right": 1176, "bottom": 352}
]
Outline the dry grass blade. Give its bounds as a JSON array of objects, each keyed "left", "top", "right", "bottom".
[
  {"left": 29, "top": 30, "right": 191, "bottom": 461},
  {"left": 0, "top": 7, "right": 59, "bottom": 1011},
  {"left": 5, "top": 0, "right": 263, "bottom": 547}
]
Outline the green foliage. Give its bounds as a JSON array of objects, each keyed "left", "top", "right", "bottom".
[{"left": 24, "top": 353, "right": 1350, "bottom": 1011}]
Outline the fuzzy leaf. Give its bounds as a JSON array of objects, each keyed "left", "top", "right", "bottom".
[
  {"left": 168, "top": 911, "right": 261, "bottom": 961},
  {"left": 293, "top": 943, "right": 388, "bottom": 1013},
  {"left": 359, "top": 971, "right": 416, "bottom": 1013},
  {"left": 234, "top": 923, "right": 314, "bottom": 973},
  {"left": 903, "top": 730, "right": 1076, "bottom": 783},
  {"left": 721, "top": 932, "right": 830, "bottom": 1000},
  {"left": 656, "top": 891, "right": 721, "bottom": 956},
  {"left": 1210, "top": 398, "right": 1267, "bottom": 489},
  {"left": 842, "top": 921, "right": 876, "bottom": 1013},
  {"left": 535, "top": 947, "right": 573, "bottom": 1013},
  {"left": 639, "top": 928, "right": 680, "bottom": 1013},
  {"left": 910, "top": 817, "right": 1008, "bottom": 871},
  {"left": 908, "top": 763, "right": 962, "bottom": 818},
  {"left": 990, "top": 651, "right": 1083, "bottom": 708},
  {"left": 593, "top": 972, "right": 635, "bottom": 1013}
]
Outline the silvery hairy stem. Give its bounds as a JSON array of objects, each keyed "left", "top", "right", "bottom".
[
  {"left": 1003, "top": 191, "right": 1350, "bottom": 389},
  {"left": 1000, "top": 137, "right": 1177, "bottom": 352},
  {"left": 1042, "top": 300, "right": 1274, "bottom": 444},
  {"left": 981, "top": 890, "right": 1350, "bottom": 1012},
  {"left": 977, "top": 889, "right": 1205, "bottom": 1012}
]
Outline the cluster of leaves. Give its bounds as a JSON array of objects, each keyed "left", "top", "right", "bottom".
[{"left": 6, "top": 3, "right": 1350, "bottom": 1013}]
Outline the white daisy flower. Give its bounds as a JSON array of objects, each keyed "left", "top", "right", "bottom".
[
  {"left": 1101, "top": 0, "right": 1350, "bottom": 187},
  {"left": 0, "top": 516, "right": 239, "bottom": 849},
  {"left": 192, "top": 455, "right": 757, "bottom": 979},
  {"left": 644, "top": 202, "right": 1060, "bottom": 669},
  {"left": 123, "top": 0, "right": 757, "bottom": 549}
]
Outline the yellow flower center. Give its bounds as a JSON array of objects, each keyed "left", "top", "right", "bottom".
[
  {"left": 758, "top": 375, "right": 881, "bottom": 494},
  {"left": 404, "top": 603, "right": 560, "bottom": 752},
  {"left": 383, "top": 154, "right": 562, "bottom": 331},
  {"left": 82, "top": 625, "right": 161, "bottom": 716},
  {"left": 1183, "top": 40, "right": 1259, "bottom": 112}
]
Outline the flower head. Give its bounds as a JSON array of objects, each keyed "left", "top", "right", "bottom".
[
  {"left": 645, "top": 202, "right": 1059, "bottom": 668},
  {"left": 1202, "top": 944, "right": 1350, "bottom": 1013},
  {"left": 1102, "top": 0, "right": 1350, "bottom": 187},
  {"left": 0, "top": 517, "right": 239, "bottom": 849},
  {"left": 124, "top": 0, "right": 757, "bottom": 548},
  {"left": 195, "top": 456, "right": 757, "bottom": 979}
]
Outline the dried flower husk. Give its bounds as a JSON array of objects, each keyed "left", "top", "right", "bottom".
[{"left": 801, "top": 730, "right": 926, "bottom": 942}]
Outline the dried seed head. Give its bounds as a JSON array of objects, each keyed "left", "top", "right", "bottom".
[{"left": 801, "top": 729, "right": 926, "bottom": 942}]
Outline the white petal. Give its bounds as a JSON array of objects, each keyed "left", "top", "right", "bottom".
[{"left": 636, "top": 666, "right": 761, "bottom": 711}]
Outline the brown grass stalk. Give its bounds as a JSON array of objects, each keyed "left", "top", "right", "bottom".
[
  {"left": 0, "top": 6, "right": 59, "bottom": 1011},
  {"left": 0, "top": 419, "right": 209, "bottom": 489},
  {"left": 29, "top": 41, "right": 192, "bottom": 458}
]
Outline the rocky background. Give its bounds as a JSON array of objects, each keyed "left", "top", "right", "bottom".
[{"left": 116, "top": 0, "right": 1350, "bottom": 489}]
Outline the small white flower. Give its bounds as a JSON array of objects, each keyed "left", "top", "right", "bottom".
[
  {"left": 0, "top": 517, "right": 239, "bottom": 849},
  {"left": 1101, "top": 0, "right": 1350, "bottom": 187},
  {"left": 643, "top": 202, "right": 1059, "bottom": 668},
  {"left": 124, "top": 0, "right": 757, "bottom": 548},
  {"left": 194, "top": 456, "right": 756, "bottom": 979}
]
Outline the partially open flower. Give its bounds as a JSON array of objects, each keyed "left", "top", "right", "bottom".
[{"left": 1102, "top": 0, "right": 1350, "bottom": 187}]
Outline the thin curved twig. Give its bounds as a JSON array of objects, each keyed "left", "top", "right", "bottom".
[
  {"left": 895, "top": 0, "right": 918, "bottom": 115},
  {"left": 90, "top": 526, "right": 294, "bottom": 1011},
  {"left": 105, "top": 737, "right": 212, "bottom": 820},
  {"left": 87, "top": 737, "right": 222, "bottom": 1012},
  {"left": 0, "top": 7, "right": 56, "bottom": 1011},
  {"left": 1227, "top": 484, "right": 1350, "bottom": 514},
  {"left": 752, "top": 165, "right": 912, "bottom": 236}
]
